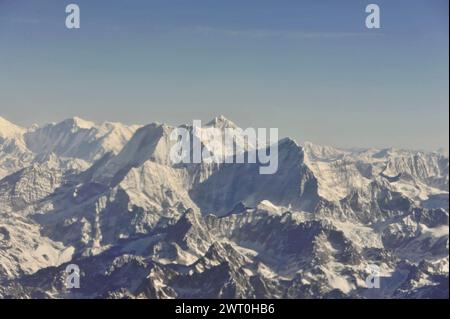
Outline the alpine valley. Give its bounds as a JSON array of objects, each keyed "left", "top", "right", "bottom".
[{"left": 0, "top": 115, "right": 448, "bottom": 299}]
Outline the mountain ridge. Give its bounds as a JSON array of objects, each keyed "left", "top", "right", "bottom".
[{"left": 0, "top": 114, "right": 448, "bottom": 299}]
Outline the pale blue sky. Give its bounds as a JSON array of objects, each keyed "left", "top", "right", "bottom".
[{"left": 0, "top": 0, "right": 448, "bottom": 150}]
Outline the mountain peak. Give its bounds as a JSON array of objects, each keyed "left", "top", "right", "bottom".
[
  {"left": 62, "top": 116, "right": 95, "bottom": 129},
  {"left": 206, "top": 115, "right": 237, "bottom": 129},
  {"left": 278, "top": 137, "right": 300, "bottom": 148}
]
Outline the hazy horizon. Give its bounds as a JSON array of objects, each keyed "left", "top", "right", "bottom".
[
  {"left": 1, "top": 113, "right": 448, "bottom": 154},
  {"left": 1, "top": 0, "right": 448, "bottom": 151}
]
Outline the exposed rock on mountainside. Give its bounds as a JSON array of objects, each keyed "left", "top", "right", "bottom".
[{"left": 0, "top": 115, "right": 448, "bottom": 299}]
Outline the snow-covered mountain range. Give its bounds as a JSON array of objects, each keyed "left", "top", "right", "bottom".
[{"left": 0, "top": 115, "right": 448, "bottom": 299}]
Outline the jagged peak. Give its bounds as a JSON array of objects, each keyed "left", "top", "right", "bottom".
[
  {"left": 278, "top": 137, "right": 300, "bottom": 149},
  {"left": 137, "top": 121, "right": 172, "bottom": 133},
  {"left": 128, "top": 122, "right": 174, "bottom": 147},
  {"left": 205, "top": 115, "right": 238, "bottom": 129},
  {"left": 61, "top": 116, "right": 95, "bottom": 129}
]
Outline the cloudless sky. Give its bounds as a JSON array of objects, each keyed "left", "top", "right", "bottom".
[{"left": 0, "top": 0, "right": 448, "bottom": 150}]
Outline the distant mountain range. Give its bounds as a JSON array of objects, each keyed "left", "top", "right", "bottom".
[{"left": 0, "top": 115, "right": 448, "bottom": 298}]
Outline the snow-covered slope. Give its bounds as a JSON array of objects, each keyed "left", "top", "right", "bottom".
[
  {"left": 0, "top": 115, "right": 447, "bottom": 299},
  {"left": 0, "top": 213, "right": 74, "bottom": 282},
  {"left": 0, "top": 116, "right": 26, "bottom": 141},
  {"left": 0, "top": 117, "right": 33, "bottom": 179},
  {"left": 0, "top": 116, "right": 139, "bottom": 179},
  {"left": 303, "top": 143, "right": 448, "bottom": 206},
  {"left": 24, "top": 117, "right": 140, "bottom": 162}
]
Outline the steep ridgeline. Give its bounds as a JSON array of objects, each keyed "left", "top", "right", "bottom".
[
  {"left": 0, "top": 115, "right": 448, "bottom": 298},
  {"left": 0, "top": 116, "right": 140, "bottom": 179},
  {"left": 0, "top": 117, "right": 33, "bottom": 180}
]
